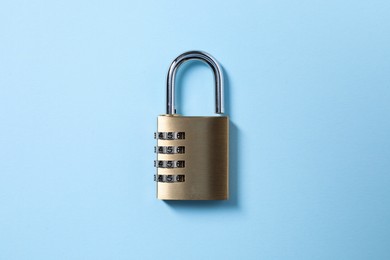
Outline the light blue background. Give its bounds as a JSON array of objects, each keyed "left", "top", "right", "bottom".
[{"left": 1, "top": 0, "right": 389, "bottom": 259}]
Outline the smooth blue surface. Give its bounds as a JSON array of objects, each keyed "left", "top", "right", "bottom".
[{"left": 1, "top": 0, "right": 390, "bottom": 259}]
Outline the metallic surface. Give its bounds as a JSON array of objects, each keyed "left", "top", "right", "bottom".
[
  {"left": 156, "top": 115, "right": 229, "bottom": 200},
  {"left": 166, "top": 51, "right": 224, "bottom": 115}
]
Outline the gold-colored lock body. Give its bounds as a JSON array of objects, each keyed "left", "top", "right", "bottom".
[{"left": 156, "top": 115, "right": 229, "bottom": 200}]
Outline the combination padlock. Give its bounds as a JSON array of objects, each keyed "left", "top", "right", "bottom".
[{"left": 154, "top": 51, "right": 229, "bottom": 200}]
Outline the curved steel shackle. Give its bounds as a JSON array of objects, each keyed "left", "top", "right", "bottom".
[{"left": 166, "top": 51, "right": 224, "bottom": 115}]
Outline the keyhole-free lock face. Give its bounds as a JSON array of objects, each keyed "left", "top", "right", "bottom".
[{"left": 154, "top": 51, "right": 229, "bottom": 200}]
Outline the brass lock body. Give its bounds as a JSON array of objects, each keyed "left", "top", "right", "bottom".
[{"left": 155, "top": 51, "right": 229, "bottom": 200}]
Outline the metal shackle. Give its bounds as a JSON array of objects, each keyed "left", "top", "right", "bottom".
[{"left": 166, "top": 51, "right": 224, "bottom": 115}]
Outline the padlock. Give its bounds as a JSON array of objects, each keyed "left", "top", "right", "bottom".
[{"left": 154, "top": 51, "right": 229, "bottom": 200}]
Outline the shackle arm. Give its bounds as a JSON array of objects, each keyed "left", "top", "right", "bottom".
[{"left": 166, "top": 50, "right": 224, "bottom": 115}]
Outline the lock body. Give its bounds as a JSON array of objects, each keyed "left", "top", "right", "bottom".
[{"left": 155, "top": 115, "right": 229, "bottom": 200}]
